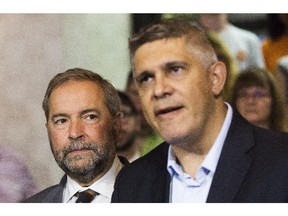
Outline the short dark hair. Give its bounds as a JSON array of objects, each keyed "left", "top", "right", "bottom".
[
  {"left": 42, "top": 68, "right": 120, "bottom": 121},
  {"left": 129, "top": 18, "right": 217, "bottom": 69}
]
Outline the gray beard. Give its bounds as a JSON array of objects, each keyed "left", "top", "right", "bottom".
[{"left": 52, "top": 140, "right": 113, "bottom": 185}]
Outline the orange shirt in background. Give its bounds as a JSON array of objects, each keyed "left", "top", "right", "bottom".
[{"left": 262, "top": 35, "right": 288, "bottom": 74}]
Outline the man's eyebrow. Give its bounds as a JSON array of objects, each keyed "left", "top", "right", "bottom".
[
  {"left": 50, "top": 113, "right": 69, "bottom": 120},
  {"left": 164, "top": 61, "right": 188, "bottom": 69},
  {"left": 80, "top": 108, "right": 100, "bottom": 116},
  {"left": 50, "top": 109, "right": 100, "bottom": 120}
]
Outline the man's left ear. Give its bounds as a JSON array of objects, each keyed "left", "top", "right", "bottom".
[{"left": 209, "top": 61, "right": 227, "bottom": 96}]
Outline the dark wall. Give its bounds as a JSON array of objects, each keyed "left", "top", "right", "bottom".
[{"left": 131, "top": 14, "right": 162, "bottom": 34}]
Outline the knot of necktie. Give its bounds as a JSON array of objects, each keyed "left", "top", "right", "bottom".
[{"left": 76, "top": 189, "right": 99, "bottom": 203}]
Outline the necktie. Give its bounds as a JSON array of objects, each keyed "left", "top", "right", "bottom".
[{"left": 76, "top": 189, "right": 99, "bottom": 203}]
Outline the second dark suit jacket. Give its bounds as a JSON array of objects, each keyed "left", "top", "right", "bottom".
[{"left": 112, "top": 111, "right": 288, "bottom": 203}]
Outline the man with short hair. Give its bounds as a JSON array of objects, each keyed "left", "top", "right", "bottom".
[
  {"left": 112, "top": 18, "right": 288, "bottom": 203},
  {"left": 25, "top": 68, "right": 127, "bottom": 203}
]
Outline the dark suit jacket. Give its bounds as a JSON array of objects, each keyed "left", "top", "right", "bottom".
[
  {"left": 112, "top": 111, "right": 288, "bottom": 203},
  {"left": 24, "top": 175, "right": 66, "bottom": 203}
]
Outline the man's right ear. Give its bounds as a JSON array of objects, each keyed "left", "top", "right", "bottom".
[{"left": 209, "top": 61, "right": 227, "bottom": 97}]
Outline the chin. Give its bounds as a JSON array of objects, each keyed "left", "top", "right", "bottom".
[{"left": 162, "top": 132, "right": 187, "bottom": 145}]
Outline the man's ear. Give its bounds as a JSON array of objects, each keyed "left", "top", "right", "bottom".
[{"left": 209, "top": 61, "right": 227, "bottom": 97}]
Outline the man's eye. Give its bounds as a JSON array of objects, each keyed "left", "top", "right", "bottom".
[
  {"left": 136, "top": 72, "right": 153, "bottom": 85},
  {"left": 54, "top": 118, "right": 67, "bottom": 125},
  {"left": 139, "top": 75, "right": 152, "bottom": 84},
  {"left": 170, "top": 66, "right": 182, "bottom": 73},
  {"left": 85, "top": 114, "right": 98, "bottom": 120}
]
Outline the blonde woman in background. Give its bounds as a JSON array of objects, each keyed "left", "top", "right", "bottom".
[{"left": 231, "top": 66, "right": 288, "bottom": 132}]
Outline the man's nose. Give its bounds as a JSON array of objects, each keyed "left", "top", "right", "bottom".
[
  {"left": 68, "top": 119, "right": 84, "bottom": 141},
  {"left": 153, "top": 76, "right": 172, "bottom": 99}
]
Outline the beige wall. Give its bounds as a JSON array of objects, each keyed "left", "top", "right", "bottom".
[
  {"left": 0, "top": 14, "right": 131, "bottom": 190},
  {"left": 63, "top": 14, "right": 131, "bottom": 89}
]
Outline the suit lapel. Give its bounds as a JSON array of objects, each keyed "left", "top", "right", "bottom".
[
  {"left": 150, "top": 168, "right": 170, "bottom": 202},
  {"left": 149, "top": 143, "right": 171, "bottom": 203},
  {"left": 207, "top": 112, "right": 255, "bottom": 203},
  {"left": 49, "top": 175, "right": 67, "bottom": 203},
  {"left": 49, "top": 186, "right": 65, "bottom": 203}
]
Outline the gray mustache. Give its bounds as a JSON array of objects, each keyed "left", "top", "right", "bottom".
[{"left": 63, "top": 141, "right": 97, "bottom": 156}]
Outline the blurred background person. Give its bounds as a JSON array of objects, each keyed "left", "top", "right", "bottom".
[
  {"left": 275, "top": 55, "right": 288, "bottom": 115},
  {"left": 125, "top": 71, "right": 163, "bottom": 156},
  {"left": 117, "top": 90, "right": 141, "bottom": 162},
  {"left": 231, "top": 66, "right": 288, "bottom": 132},
  {"left": 262, "top": 14, "right": 288, "bottom": 75},
  {"left": 197, "top": 14, "right": 264, "bottom": 71},
  {"left": 0, "top": 145, "right": 38, "bottom": 202}
]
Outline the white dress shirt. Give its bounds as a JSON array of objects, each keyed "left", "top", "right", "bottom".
[
  {"left": 63, "top": 156, "right": 124, "bottom": 203},
  {"left": 167, "top": 103, "right": 233, "bottom": 203}
]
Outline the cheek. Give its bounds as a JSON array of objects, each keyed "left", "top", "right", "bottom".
[
  {"left": 138, "top": 94, "right": 152, "bottom": 116},
  {"left": 131, "top": 120, "right": 139, "bottom": 130},
  {"left": 235, "top": 100, "right": 246, "bottom": 111},
  {"left": 138, "top": 93, "right": 148, "bottom": 108},
  {"left": 262, "top": 100, "right": 272, "bottom": 114},
  {"left": 142, "top": 108, "right": 154, "bottom": 126},
  {"left": 185, "top": 83, "right": 209, "bottom": 108},
  {"left": 89, "top": 123, "right": 115, "bottom": 142},
  {"left": 127, "top": 122, "right": 137, "bottom": 133},
  {"left": 87, "top": 125, "right": 103, "bottom": 139},
  {"left": 48, "top": 129, "right": 67, "bottom": 152}
]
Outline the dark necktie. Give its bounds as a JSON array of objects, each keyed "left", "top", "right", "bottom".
[{"left": 76, "top": 189, "right": 99, "bottom": 203}]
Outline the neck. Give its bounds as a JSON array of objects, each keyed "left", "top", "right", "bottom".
[
  {"left": 172, "top": 146, "right": 207, "bottom": 178},
  {"left": 171, "top": 102, "right": 227, "bottom": 178}
]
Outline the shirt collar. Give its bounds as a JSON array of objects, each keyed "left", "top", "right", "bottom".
[
  {"left": 63, "top": 156, "right": 123, "bottom": 203},
  {"left": 167, "top": 103, "right": 233, "bottom": 179},
  {"left": 202, "top": 102, "right": 233, "bottom": 174}
]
